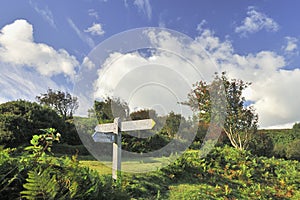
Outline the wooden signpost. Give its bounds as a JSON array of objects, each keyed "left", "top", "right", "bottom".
[{"left": 92, "top": 118, "right": 156, "bottom": 180}]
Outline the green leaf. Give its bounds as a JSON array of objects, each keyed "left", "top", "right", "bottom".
[{"left": 30, "top": 135, "right": 40, "bottom": 146}]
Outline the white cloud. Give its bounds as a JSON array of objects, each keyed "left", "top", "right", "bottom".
[
  {"left": 196, "top": 30, "right": 300, "bottom": 129},
  {"left": 82, "top": 56, "right": 95, "bottom": 69},
  {"left": 67, "top": 18, "right": 95, "bottom": 48},
  {"left": 133, "top": 0, "right": 152, "bottom": 20},
  {"left": 0, "top": 62, "right": 64, "bottom": 104},
  {"left": 283, "top": 36, "right": 298, "bottom": 54},
  {"left": 89, "top": 29, "right": 220, "bottom": 118},
  {"left": 235, "top": 7, "right": 279, "bottom": 36},
  {"left": 0, "top": 19, "right": 79, "bottom": 79},
  {"left": 87, "top": 28, "right": 300, "bottom": 129},
  {"left": 84, "top": 23, "right": 105, "bottom": 36},
  {"left": 29, "top": 0, "right": 56, "bottom": 28},
  {"left": 196, "top": 19, "right": 207, "bottom": 33},
  {"left": 93, "top": 51, "right": 197, "bottom": 117}
]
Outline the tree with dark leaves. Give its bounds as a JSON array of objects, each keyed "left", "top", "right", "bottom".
[{"left": 36, "top": 89, "right": 79, "bottom": 120}]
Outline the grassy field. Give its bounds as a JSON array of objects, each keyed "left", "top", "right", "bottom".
[{"left": 79, "top": 155, "right": 176, "bottom": 174}]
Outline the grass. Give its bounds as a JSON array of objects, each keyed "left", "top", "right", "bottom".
[
  {"left": 79, "top": 154, "right": 180, "bottom": 175},
  {"left": 79, "top": 146, "right": 300, "bottom": 199},
  {"left": 168, "top": 184, "right": 216, "bottom": 200},
  {"left": 80, "top": 158, "right": 168, "bottom": 175},
  {"left": 79, "top": 160, "right": 112, "bottom": 175}
]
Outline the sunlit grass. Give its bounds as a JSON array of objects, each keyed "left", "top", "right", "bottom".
[
  {"left": 79, "top": 160, "right": 112, "bottom": 175},
  {"left": 79, "top": 154, "right": 180, "bottom": 175}
]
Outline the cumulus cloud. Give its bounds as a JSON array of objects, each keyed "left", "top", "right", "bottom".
[
  {"left": 93, "top": 51, "right": 200, "bottom": 117},
  {"left": 133, "top": 0, "right": 152, "bottom": 20},
  {"left": 84, "top": 23, "right": 105, "bottom": 36},
  {"left": 82, "top": 56, "right": 96, "bottom": 69},
  {"left": 0, "top": 19, "right": 79, "bottom": 78},
  {"left": 196, "top": 30, "right": 300, "bottom": 129},
  {"left": 235, "top": 7, "right": 279, "bottom": 36},
  {"left": 86, "top": 28, "right": 300, "bottom": 129}
]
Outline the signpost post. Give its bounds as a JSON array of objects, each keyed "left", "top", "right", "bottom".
[{"left": 92, "top": 118, "right": 156, "bottom": 180}]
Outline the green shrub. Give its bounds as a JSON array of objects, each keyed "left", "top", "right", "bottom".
[
  {"left": 262, "top": 125, "right": 300, "bottom": 160},
  {"left": 249, "top": 131, "right": 274, "bottom": 157},
  {"left": 0, "top": 100, "right": 65, "bottom": 147},
  {"left": 124, "top": 145, "right": 300, "bottom": 199},
  {"left": 0, "top": 129, "right": 129, "bottom": 199},
  {"left": 286, "top": 139, "right": 300, "bottom": 160},
  {"left": 51, "top": 143, "right": 90, "bottom": 155}
]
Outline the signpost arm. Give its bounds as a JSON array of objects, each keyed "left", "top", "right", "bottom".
[{"left": 112, "top": 118, "right": 121, "bottom": 180}]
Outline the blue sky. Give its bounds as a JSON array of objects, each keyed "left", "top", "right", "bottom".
[{"left": 1, "top": 0, "right": 300, "bottom": 129}]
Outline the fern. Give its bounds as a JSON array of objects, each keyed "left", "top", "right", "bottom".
[{"left": 21, "top": 167, "right": 59, "bottom": 200}]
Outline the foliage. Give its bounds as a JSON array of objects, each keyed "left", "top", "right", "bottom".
[
  {"left": 123, "top": 146, "right": 300, "bottom": 199},
  {"left": 129, "top": 109, "right": 157, "bottom": 120},
  {"left": 21, "top": 167, "right": 60, "bottom": 200},
  {"left": 122, "top": 132, "right": 170, "bottom": 153},
  {"left": 260, "top": 125, "right": 300, "bottom": 160},
  {"left": 51, "top": 143, "right": 89, "bottom": 156},
  {"left": 94, "top": 97, "right": 129, "bottom": 123},
  {"left": 0, "top": 100, "right": 65, "bottom": 147},
  {"left": 36, "top": 89, "right": 79, "bottom": 120},
  {"left": 161, "top": 111, "right": 182, "bottom": 138},
  {"left": 248, "top": 131, "right": 274, "bottom": 157},
  {"left": 184, "top": 72, "right": 258, "bottom": 150},
  {"left": 122, "top": 110, "right": 194, "bottom": 154},
  {"left": 0, "top": 129, "right": 129, "bottom": 200},
  {"left": 286, "top": 139, "right": 300, "bottom": 160},
  {"left": 62, "top": 119, "right": 82, "bottom": 145},
  {"left": 73, "top": 116, "right": 98, "bottom": 136}
]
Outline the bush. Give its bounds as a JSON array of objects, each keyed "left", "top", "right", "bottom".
[
  {"left": 286, "top": 139, "right": 300, "bottom": 160},
  {"left": 0, "top": 129, "right": 129, "bottom": 199},
  {"left": 249, "top": 131, "right": 274, "bottom": 157},
  {"left": 51, "top": 143, "right": 90, "bottom": 155},
  {"left": 256, "top": 127, "right": 300, "bottom": 160},
  {"left": 0, "top": 100, "right": 65, "bottom": 147},
  {"left": 124, "top": 145, "right": 300, "bottom": 199}
]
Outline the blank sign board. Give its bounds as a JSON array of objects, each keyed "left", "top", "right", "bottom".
[{"left": 92, "top": 132, "right": 115, "bottom": 143}]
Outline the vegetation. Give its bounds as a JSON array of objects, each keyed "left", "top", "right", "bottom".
[
  {"left": 2, "top": 130, "right": 299, "bottom": 199},
  {"left": 0, "top": 100, "right": 81, "bottom": 147},
  {"left": 0, "top": 129, "right": 128, "bottom": 200},
  {"left": 93, "top": 97, "right": 129, "bottom": 123},
  {"left": 36, "top": 89, "right": 79, "bottom": 120},
  {"left": 1, "top": 81, "right": 300, "bottom": 199},
  {"left": 0, "top": 100, "right": 65, "bottom": 147},
  {"left": 122, "top": 146, "right": 300, "bottom": 199},
  {"left": 255, "top": 125, "right": 300, "bottom": 160},
  {"left": 185, "top": 72, "right": 258, "bottom": 150}
]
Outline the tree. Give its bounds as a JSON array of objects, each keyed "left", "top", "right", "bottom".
[
  {"left": 36, "top": 89, "right": 79, "bottom": 120},
  {"left": 161, "top": 111, "right": 182, "bottom": 138},
  {"left": 184, "top": 72, "right": 258, "bottom": 150},
  {"left": 94, "top": 97, "right": 129, "bottom": 123},
  {"left": 130, "top": 109, "right": 157, "bottom": 120},
  {"left": 0, "top": 100, "right": 65, "bottom": 147},
  {"left": 248, "top": 131, "right": 274, "bottom": 157},
  {"left": 286, "top": 139, "right": 300, "bottom": 160}
]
